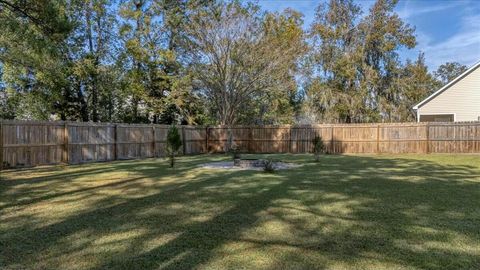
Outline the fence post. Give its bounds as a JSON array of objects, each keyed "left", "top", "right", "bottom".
[
  {"left": 289, "top": 126, "right": 292, "bottom": 153},
  {"left": 182, "top": 126, "right": 187, "bottom": 155},
  {"left": 64, "top": 122, "right": 69, "bottom": 164},
  {"left": 152, "top": 125, "right": 156, "bottom": 158},
  {"left": 114, "top": 124, "right": 118, "bottom": 160},
  {"left": 248, "top": 126, "right": 253, "bottom": 153},
  {"left": 425, "top": 122, "right": 430, "bottom": 154},
  {"left": 376, "top": 124, "right": 380, "bottom": 154},
  {"left": 0, "top": 120, "right": 3, "bottom": 171},
  {"left": 330, "top": 126, "right": 335, "bottom": 154},
  {"left": 205, "top": 126, "right": 209, "bottom": 153}
]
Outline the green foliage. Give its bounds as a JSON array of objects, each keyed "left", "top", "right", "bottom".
[
  {"left": 167, "top": 125, "right": 183, "bottom": 152},
  {"left": 0, "top": 0, "right": 72, "bottom": 120},
  {"left": 0, "top": 0, "right": 453, "bottom": 124},
  {"left": 229, "top": 144, "right": 241, "bottom": 160},
  {"left": 303, "top": 0, "right": 439, "bottom": 123},
  {"left": 394, "top": 53, "right": 440, "bottom": 121},
  {"left": 166, "top": 125, "right": 183, "bottom": 168},
  {"left": 435, "top": 62, "right": 468, "bottom": 85},
  {"left": 186, "top": 1, "right": 306, "bottom": 125},
  {"left": 263, "top": 159, "right": 276, "bottom": 173},
  {"left": 0, "top": 0, "right": 206, "bottom": 123},
  {"left": 312, "top": 135, "right": 325, "bottom": 162}
]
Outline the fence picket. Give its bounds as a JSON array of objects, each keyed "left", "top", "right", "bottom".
[{"left": 1, "top": 120, "right": 479, "bottom": 168}]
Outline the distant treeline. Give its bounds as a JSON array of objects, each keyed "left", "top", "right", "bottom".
[{"left": 0, "top": 0, "right": 468, "bottom": 124}]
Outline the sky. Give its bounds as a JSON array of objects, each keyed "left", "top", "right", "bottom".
[{"left": 257, "top": 0, "right": 480, "bottom": 71}]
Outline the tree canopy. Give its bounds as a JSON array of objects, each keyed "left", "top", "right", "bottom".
[{"left": 0, "top": 0, "right": 464, "bottom": 124}]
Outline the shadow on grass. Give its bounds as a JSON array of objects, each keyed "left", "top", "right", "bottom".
[{"left": 1, "top": 154, "right": 480, "bottom": 269}]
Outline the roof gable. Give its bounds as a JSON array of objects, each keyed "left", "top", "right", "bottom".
[{"left": 413, "top": 60, "right": 480, "bottom": 110}]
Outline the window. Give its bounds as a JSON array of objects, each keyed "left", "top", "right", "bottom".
[{"left": 419, "top": 114, "right": 454, "bottom": 122}]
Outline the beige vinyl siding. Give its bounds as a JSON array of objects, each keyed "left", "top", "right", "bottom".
[{"left": 418, "top": 65, "right": 480, "bottom": 121}]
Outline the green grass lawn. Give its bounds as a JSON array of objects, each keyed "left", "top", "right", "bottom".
[{"left": 1, "top": 154, "right": 480, "bottom": 269}]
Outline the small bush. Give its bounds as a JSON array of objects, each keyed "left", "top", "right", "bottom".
[
  {"left": 263, "top": 159, "right": 276, "bottom": 173},
  {"left": 166, "top": 125, "right": 183, "bottom": 168},
  {"left": 1, "top": 161, "right": 11, "bottom": 170},
  {"left": 230, "top": 144, "right": 241, "bottom": 160},
  {"left": 312, "top": 135, "right": 325, "bottom": 162}
]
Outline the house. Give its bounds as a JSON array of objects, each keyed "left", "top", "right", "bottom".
[{"left": 413, "top": 61, "right": 480, "bottom": 122}]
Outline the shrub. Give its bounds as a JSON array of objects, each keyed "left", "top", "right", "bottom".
[
  {"left": 230, "top": 144, "right": 241, "bottom": 160},
  {"left": 263, "top": 159, "right": 276, "bottom": 173},
  {"left": 1, "top": 161, "right": 11, "bottom": 169},
  {"left": 166, "top": 125, "right": 183, "bottom": 168},
  {"left": 312, "top": 135, "right": 325, "bottom": 162}
]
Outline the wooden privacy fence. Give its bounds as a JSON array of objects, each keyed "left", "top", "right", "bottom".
[
  {"left": 0, "top": 121, "right": 206, "bottom": 169},
  {"left": 1, "top": 120, "right": 480, "bottom": 169}
]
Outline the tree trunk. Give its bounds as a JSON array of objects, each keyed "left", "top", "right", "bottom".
[
  {"left": 77, "top": 83, "right": 89, "bottom": 122},
  {"left": 225, "top": 126, "right": 233, "bottom": 153},
  {"left": 170, "top": 152, "right": 175, "bottom": 168},
  {"left": 85, "top": 0, "right": 98, "bottom": 122}
]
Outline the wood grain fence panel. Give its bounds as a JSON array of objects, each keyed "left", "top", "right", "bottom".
[
  {"left": 311, "top": 126, "right": 334, "bottom": 153},
  {"left": 291, "top": 126, "right": 316, "bottom": 153},
  {"left": 2, "top": 120, "right": 480, "bottom": 169},
  {"left": 206, "top": 126, "right": 244, "bottom": 152},
  {"left": 154, "top": 125, "right": 169, "bottom": 157},
  {"left": 183, "top": 126, "right": 207, "bottom": 154},
  {"left": 1, "top": 121, "right": 64, "bottom": 167},
  {"left": 207, "top": 127, "right": 227, "bottom": 152},
  {"left": 231, "top": 127, "right": 249, "bottom": 152},
  {"left": 454, "top": 123, "right": 480, "bottom": 153},
  {"left": 116, "top": 125, "right": 153, "bottom": 159},
  {"left": 332, "top": 125, "right": 377, "bottom": 153},
  {"left": 429, "top": 122, "right": 480, "bottom": 153},
  {"left": 249, "top": 126, "right": 289, "bottom": 153},
  {"left": 67, "top": 123, "right": 115, "bottom": 164},
  {"left": 379, "top": 124, "right": 428, "bottom": 153}
]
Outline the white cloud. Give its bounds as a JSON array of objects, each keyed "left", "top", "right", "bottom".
[
  {"left": 397, "top": 0, "right": 480, "bottom": 70},
  {"left": 357, "top": 1, "right": 480, "bottom": 70},
  {"left": 398, "top": 1, "right": 463, "bottom": 19},
  {"left": 419, "top": 14, "right": 480, "bottom": 69},
  {"left": 258, "top": 0, "right": 480, "bottom": 70}
]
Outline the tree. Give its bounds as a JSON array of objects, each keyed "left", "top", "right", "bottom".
[
  {"left": 312, "top": 135, "right": 325, "bottom": 162},
  {"left": 185, "top": 2, "right": 306, "bottom": 125},
  {"left": 117, "top": 0, "right": 154, "bottom": 123},
  {"left": 0, "top": 0, "right": 209, "bottom": 123},
  {"left": 117, "top": 0, "right": 204, "bottom": 124},
  {"left": 305, "top": 0, "right": 366, "bottom": 123},
  {"left": 0, "top": 0, "right": 122, "bottom": 122},
  {"left": 61, "top": 0, "right": 120, "bottom": 122},
  {"left": 435, "top": 62, "right": 468, "bottom": 85},
  {"left": 305, "top": 0, "right": 423, "bottom": 123},
  {"left": 392, "top": 53, "right": 439, "bottom": 121},
  {"left": 359, "top": 0, "right": 416, "bottom": 121},
  {"left": 0, "top": 0, "right": 72, "bottom": 120},
  {"left": 0, "top": 0, "right": 458, "bottom": 125},
  {"left": 0, "top": 0, "right": 71, "bottom": 37},
  {"left": 166, "top": 125, "right": 182, "bottom": 168}
]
